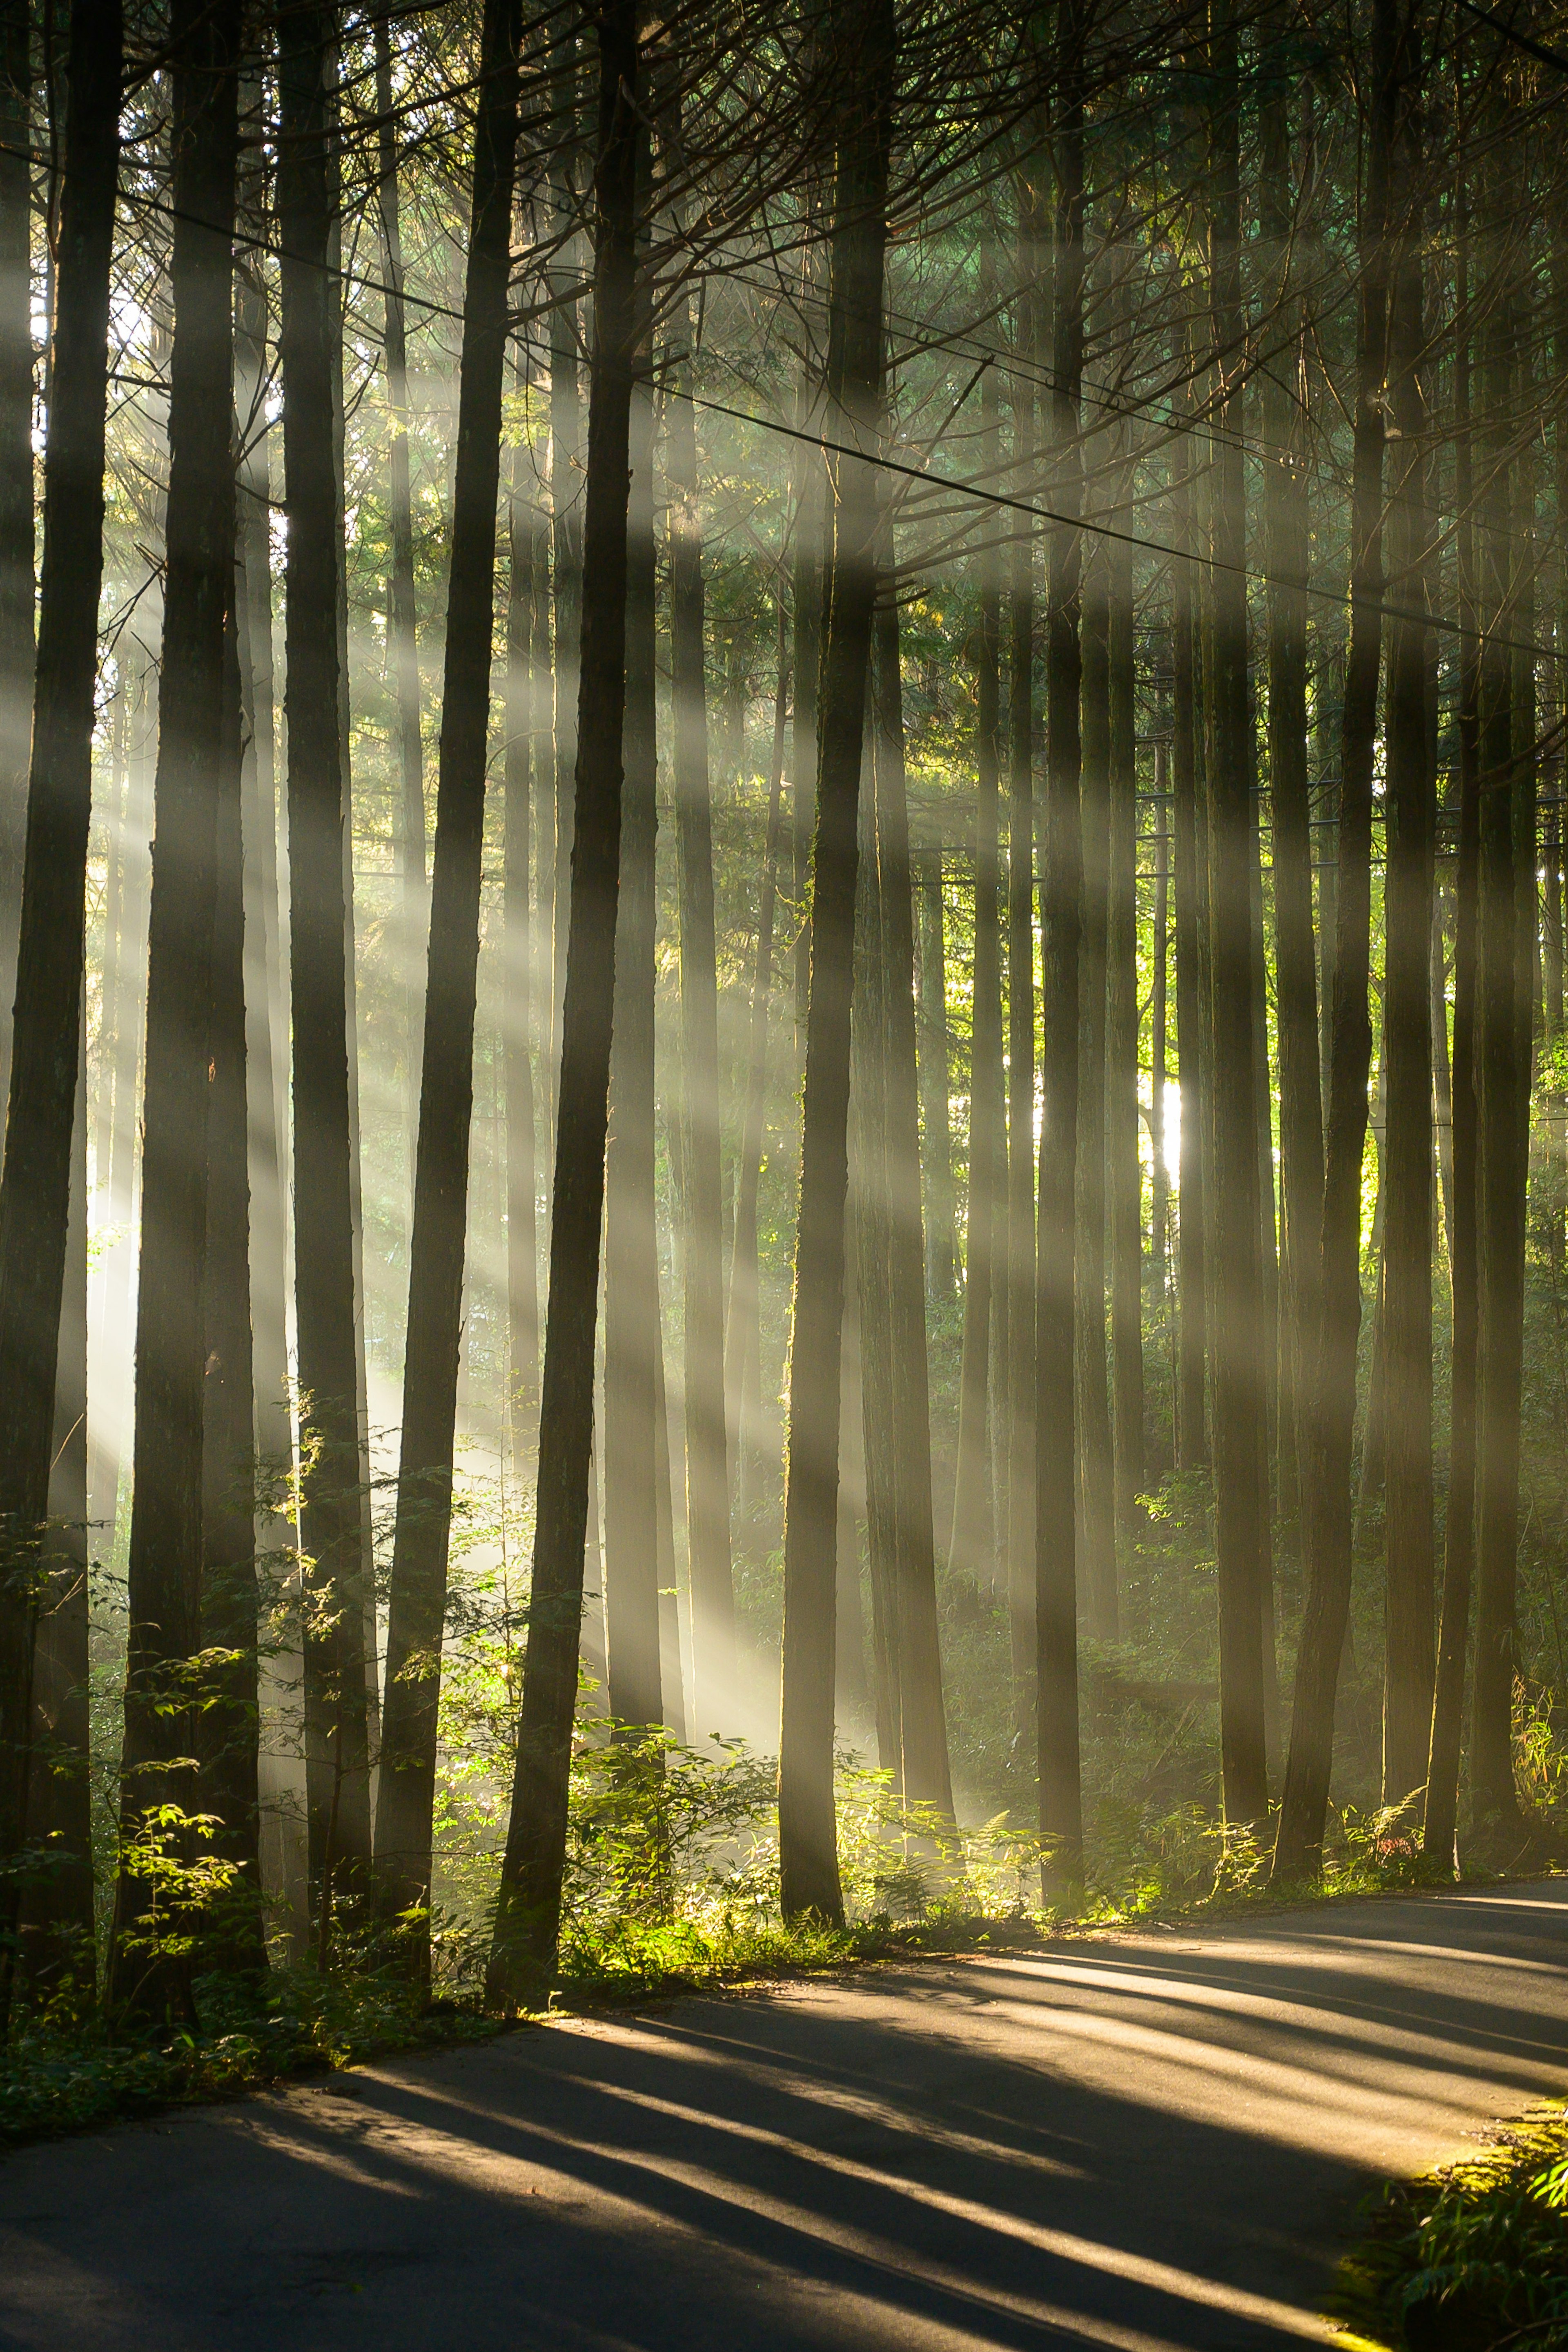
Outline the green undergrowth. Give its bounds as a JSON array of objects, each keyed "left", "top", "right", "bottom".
[
  {"left": 6, "top": 1712, "right": 1564, "bottom": 2152},
  {"left": 0, "top": 1958, "right": 501, "bottom": 2147},
  {"left": 1337, "top": 2104, "right": 1568, "bottom": 2351}
]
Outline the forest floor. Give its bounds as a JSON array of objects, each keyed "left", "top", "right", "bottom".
[{"left": 1, "top": 1882, "right": 1566, "bottom": 2351}]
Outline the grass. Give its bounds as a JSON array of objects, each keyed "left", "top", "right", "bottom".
[{"left": 1337, "top": 2104, "right": 1568, "bottom": 2352}]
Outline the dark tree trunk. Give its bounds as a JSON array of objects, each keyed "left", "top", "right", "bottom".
[
  {"left": 1107, "top": 475, "right": 1143, "bottom": 1570},
  {"left": 279, "top": 9, "right": 372, "bottom": 1916},
  {"left": 488, "top": 0, "right": 641, "bottom": 1991},
  {"left": 603, "top": 324, "right": 661, "bottom": 1737},
  {"left": 0, "top": 0, "right": 33, "bottom": 1117},
  {"left": 1037, "top": 22, "right": 1085, "bottom": 1892},
  {"left": 666, "top": 279, "right": 735, "bottom": 1731},
  {"left": 374, "top": 1, "right": 426, "bottom": 1163},
  {"left": 1274, "top": 0, "right": 1394, "bottom": 1881},
  {"left": 872, "top": 581, "right": 955, "bottom": 1822},
  {"left": 776, "top": 0, "right": 892, "bottom": 1927},
  {"left": 505, "top": 406, "right": 541, "bottom": 1444},
  {"left": 375, "top": 0, "right": 524, "bottom": 1952},
  {"left": 1205, "top": 0, "right": 1269, "bottom": 1830},
  {"left": 198, "top": 609, "right": 264, "bottom": 1976},
  {"left": 854, "top": 788, "right": 900, "bottom": 1774},
  {"left": 1471, "top": 108, "right": 1532, "bottom": 1830},
  {"left": 0, "top": 0, "right": 119, "bottom": 2029},
  {"left": 1004, "top": 166, "right": 1040, "bottom": 1715},
  {"left": 1078, "top": 550, "right": 1115, "bottom": 1641},
  {"left": 1423, "top": 204, "right": 1479, "bottom": 1863},
  {"left": 1380, "top": 60, "right": 1435, "bottom": 1810},
  {"left": 235, "top": 194, "right": 304, "bottom": 1945},
  {"left": 109, "top": 0, "right": 240, "bottom": 2018},
  {"left": 949, "top": 300, "right": 1002, "bottom": 1594},
  {"left": 544, "top": 45, "right": 583, "bottom": 1126},
  {"left": 1261, "top": 75, "right": 1321, "bottom": 1547}
]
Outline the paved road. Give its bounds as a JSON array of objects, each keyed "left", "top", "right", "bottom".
[{"left": 4, "top": 1884, "right": 1568, "bottom": 2352}]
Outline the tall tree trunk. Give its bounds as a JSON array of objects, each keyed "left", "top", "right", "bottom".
[
  {"left": 236, "top": 198, "right": 305, "bottom": 1947},
  {"left": 1107, "top": 455, "right": 1143, "bottom": 1573},
  {"left": 603, "top": 315, "right": 661, "bottom": 1737},
  {"left": 505, "top": 403, "right": 541, "bottom": 1446},
  {"left": 1005, "top": 167, "right": 1040, "bottom": 1716},
  {"left": 1262, "top": 73, "right": 1321, "bottom": 1547},
  {"left": 1273, "top": 0, "right": 1394, "bottom": 1880},
  {"left": 854, "top": 787, "right": 900, "bottom": 1772},
  {"left": 0, "top": 0, "right": 119, "bottom": 2031},
  {"left": 488, "top": 0, "right": 641, "bottom": 1991},
  {"left": 915, "top": 850, "right": 956, "bottom": 1306},
  {"left": 375, "top": 0, "right": 524, "bottom": 1953},
  {"left": 1171, "top": 355, "right": 1208, "bottom": 1471},
  {"left": 1471, "top": 104, "right": 1531, "bottom": 1831},
  {"left": 374, "top": 1, "right": 426, "bottom": 1164},
  {"left": 666, "top": 276, "right": 735, "bottom": 1731},
  {"left": 199, "top": 609, "right": 263, "bottom": 1975},
  {"left": 545, "top": 41, "right": 583, "bottom": 1126},
  {"left": 949, "top": 335, "right": 1002, "bottom": 1594},
  {"left": 1424, "top": 183, "right": 1479, "bottom": 1862},
  {"left": 279, "top": 7, "right": 372, "bottom": 1917},
  {"left": 1078, "top": 546, "right": 1115, "bottom": 1640},
  {"left": 108, "top": 0, "right": 240, "bottom": 2017},
  {"left": 1205, "top": 0, "right": 1269, "bottom": 1830},
  {"left": 1380, "top": 53, "right": 1435, "bottom": 1810},
  {"left": 873, "top": 578, "right": 954, "bottom": 1822},
  {"left": 776, "top": 0, "right": 892, "bottom": 1927},
  {"left": 0, "top": 0, "right": 32, "bottom": 1119},
  {"left": 1037, "top": 20, "right": 1085, "bottom": 1891}
]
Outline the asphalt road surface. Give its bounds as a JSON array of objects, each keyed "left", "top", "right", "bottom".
[{"left": 4, "top": 1882, "right": 1568, "bottom": 2351}]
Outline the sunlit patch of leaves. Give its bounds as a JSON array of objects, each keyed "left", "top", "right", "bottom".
[{"left": 1339, "top": 2103, "right": 1568, "bottom": 2351}]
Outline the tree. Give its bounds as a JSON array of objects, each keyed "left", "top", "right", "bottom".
[
  {"left": 488, "top": 0, "right": 642, "bottom": 1993},
  {"left": 376, "top": 0, "right": 525, "bottom": 1956},
  {"left": 1379, "top": 31, "right": 1435, "bottom": 1809},
  {"left": 374, "top": 0, "right": 427, "bottom": 1162},
  {"left": 1036, "top": 2, "right": 1085, "bottom": 1893},
  {"left": 603, "top": 271, "right": 661, "bottom": 1739},
  {"left": 109, "top": 0, "right": 242, "bottom": 2017},
  {"left": 1205, "top": 0, "right": 1269, "bottom": 1831},
  {"left": 666, "top": 258, "right": 736, "bottom": 1735},
  {"left": 777, "top": 0, "right": 894, "bottom": 1928},
  {"left": 1275, "top": 0, "right": 1398, "bottom": 1882},
  {"left": 0, "top": 0, "right": 121, "bottom": 2026},
  {"left": 278, "top": 4, "right": 373, "bottom": 1916}
]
